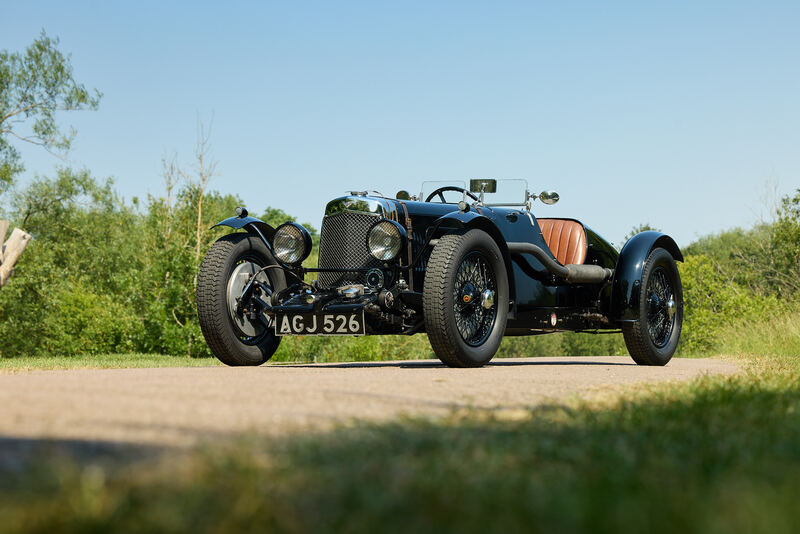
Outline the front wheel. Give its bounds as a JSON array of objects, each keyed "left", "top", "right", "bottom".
[
  {"left": 196, "top": 233, "right": 285, "bottom": 366},
  {"left": 423, "top": 230, "right": 509, "bottom": 367},
  {"left": 622, "top": 247, "right": 683, "bottom": 366}
]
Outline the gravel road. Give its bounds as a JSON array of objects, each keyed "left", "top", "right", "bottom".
[{"left": 0, "top": 357, "right": 736, "bottom": 451}]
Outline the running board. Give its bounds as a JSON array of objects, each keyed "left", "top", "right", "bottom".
[{"left": 506, "top": 242, "right": 613, "bottom": 284}]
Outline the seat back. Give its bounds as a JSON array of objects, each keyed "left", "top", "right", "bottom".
[{"left": 536, "top": 218, "right": 588, "bottom": 266}]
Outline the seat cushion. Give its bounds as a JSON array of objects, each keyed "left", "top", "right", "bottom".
[{"left": 537, "top": 218, "right": 588, "bottom": 266}]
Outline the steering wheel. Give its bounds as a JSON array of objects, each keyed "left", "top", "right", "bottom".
[{"left": 425, "top": 186, "right": 481, "bottom": 204}]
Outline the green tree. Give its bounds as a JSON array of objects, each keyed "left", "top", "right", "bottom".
[
  {"left": 682, "top": 224, "right": 772, "bottom": 295},
  {"left": 770, "top": 189, "right": 800, "bottom": 295},
  {"left": 0, "top": 168, "right": 145, "bottom": 356},
  {"left": 0, "top": 31, "right": 101, "bottom": 194},
  {"left": 681, "top": 189, "right": 800, "bottom": 297},
  {"left": 677, "top": 254, "right": 784, "bottom": 353},
  {"left": 262, "top": 206, "right": 295, "bottom": 228},
  {"left": 623, "top": 223, "right": 661, "bottom": 243}
]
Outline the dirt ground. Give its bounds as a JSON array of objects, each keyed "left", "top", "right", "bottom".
[{"left": 0, "top": 357, "right": 736, "bottom": 454}]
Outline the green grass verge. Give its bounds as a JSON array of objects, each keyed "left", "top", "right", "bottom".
[
  {"left": 715, "top": 311, "right": 800, "bottom": 357},
  {"left": 0, "top": 353, "right": 223, "bottom": 374}
]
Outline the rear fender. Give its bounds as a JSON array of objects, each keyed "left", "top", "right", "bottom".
[
  {"left": 611, "top": 231, "right": 683, "bottom": 321},
  {"left": 432, "top": 211, "right": 516, "bottom": 303}
]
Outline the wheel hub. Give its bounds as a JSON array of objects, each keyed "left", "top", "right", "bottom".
[
  {"left": 227, "top": 261, "right": 270, "bottom": 338},
  {"left": 648, "top": 292, "right": 675, "bottom": 319},
  {"left": 666, "top": 298, "right": 676, "bottom": 320},
  {"left": 459, "top": 282, "right": 477, "bottom": 305},
  {"left": 481, "top": 289, "right": 495, "bottom": 310},
  {"left": 648, "top": 292, "right": 661, "bottom": 311}
]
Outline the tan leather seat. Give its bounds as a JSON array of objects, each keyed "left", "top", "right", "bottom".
[{"left": 537, "top": 219, "right": 588, "bottom": 266}]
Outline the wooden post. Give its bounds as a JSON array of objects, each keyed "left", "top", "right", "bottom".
[
  {"left": 0, "top": 219, "right": 8, "bottom": 263},
  {"left": 0, "top": 222, "right": 32, "bottom": 288}
]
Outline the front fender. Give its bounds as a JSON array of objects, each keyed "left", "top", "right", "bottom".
[
  {"left": 432, "top": 210, "right": 516, "bottom": 304},
  {"left": 211, "top": 215, "right": 300, "bottom": 287},
  {"left": 212, "top": 215, "right": 276, "bottom": 242},
  {"left": 611, "top": 231, "right": 683, "bottom": 321}
]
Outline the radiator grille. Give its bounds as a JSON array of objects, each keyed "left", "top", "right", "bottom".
[
  {"left": 411, "top": 229, "right": 428, "bottom": 280},
  {"left": 317, "top": 211, "right": 384, "bottom": 288}
]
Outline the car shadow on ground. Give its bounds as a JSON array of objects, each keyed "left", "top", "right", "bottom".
[{"left": 274, "top": 359, "right": 636, "bottom": 369}]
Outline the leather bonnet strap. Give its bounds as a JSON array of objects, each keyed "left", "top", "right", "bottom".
[{"left": 397, "top": 201, "right": 414, "bottom": 292}]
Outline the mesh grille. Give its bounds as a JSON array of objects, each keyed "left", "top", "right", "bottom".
[{"left": 317, "top": 211, "right": 384, "bottom": 288}]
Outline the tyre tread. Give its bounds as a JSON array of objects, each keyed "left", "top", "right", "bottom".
[
  {"left": 622, "top": 321, "right": 658, "bottom": 365},
  {"left": 423, "top": 234, "right": 468, "bottom": 367}
]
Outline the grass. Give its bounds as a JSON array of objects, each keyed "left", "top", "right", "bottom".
[
  {"left": 715, "top": 311, "right": 800, "bottom": 357},
  {"left": 1, "top": 352, "right": 799, "bottom": 533},
  {"left": 0, "top": 314, "right": 798, "bottom": 533},
  {"left": 0, "top": 332, "right": 619, "bottom": 371},
  {"left": 0, "top": 353, "right": 224, "bottom": 374}
]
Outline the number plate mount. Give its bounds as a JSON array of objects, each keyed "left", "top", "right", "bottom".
[{"left": 274, "top": 312, "right": 366, "bottom": 336}]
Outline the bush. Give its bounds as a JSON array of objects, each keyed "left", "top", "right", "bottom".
[
  {"left": 0, "top": 169, "right": 236, "bottom": 357},
  {"left": 678, "top": 254, "right": 785, "bottom": 354}
]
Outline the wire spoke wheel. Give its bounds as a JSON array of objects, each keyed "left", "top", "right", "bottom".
[
  {"left": 423, "top": 229, "right": 508, "bottom": 367},
  {"left": 453, "top": 251, "right": 498, "bottom": 346},
  {"left": 645, "top": 266, "right": 675, "bottom": 348},
  {"left": 621, "top": 247, "right": 683, "bottom": 366}
]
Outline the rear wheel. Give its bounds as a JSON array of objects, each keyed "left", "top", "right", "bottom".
[
  {"left": 622, "top": 247, "right": 683, "bottom": 366},
  {"left": 197, "top": 233, "right": 285, "bottom": 366},
  {"left": 423, "top": 230, "right": 509, "bottom": 367}
]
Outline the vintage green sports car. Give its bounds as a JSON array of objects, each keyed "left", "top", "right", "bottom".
[{"left": 196, "top": 179, "right": 683, "bottom": 367}]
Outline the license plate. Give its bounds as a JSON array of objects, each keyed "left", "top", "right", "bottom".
[{"left": 274, "top": 312, "right": 366, "bottom": 336}]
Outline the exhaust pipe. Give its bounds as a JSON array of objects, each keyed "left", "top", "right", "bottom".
[{"left": 506, "top": 242, "right": 613, "bottom": 284}]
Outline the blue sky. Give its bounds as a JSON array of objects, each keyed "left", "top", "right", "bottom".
[{"left": 2, "top": 1, "right": 799, "bottom": 247}]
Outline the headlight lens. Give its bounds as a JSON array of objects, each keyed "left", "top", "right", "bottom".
[
  {"left": 367, "top": 220, "right": 406, "bottom": 261},
  {"left": 272, "top": 223, "right": 311, "bottom": 265}
]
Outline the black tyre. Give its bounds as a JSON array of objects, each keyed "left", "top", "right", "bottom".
[
  {"left": 423, "top": 229, "right": 509, "bottom": 367},
  {"left": 196, "top": 233, "right": 286, "bottom": 366},
  {"left": 622, "top": 247, "right": 683, "bottom": 366}
]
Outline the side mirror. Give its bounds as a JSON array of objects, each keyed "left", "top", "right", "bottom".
[
  {"left": 469, "top": 179, "right": 497, "bottom": 194},
  {"left": 539, "top": 191, "right": 559, "bottom": 205},
  {"left": 396, "top": 190, "right": 411, "bottom": 200}
]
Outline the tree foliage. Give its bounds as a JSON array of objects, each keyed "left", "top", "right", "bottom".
[
  {"left": 770, "top": 189, "right": 800, "bottom": 293},
  {"left": 0, "top": 32, "right": 101, "bottom": 194},
  {"left": 683, "top": 190, "right": 800, "bottom": 297},
  {"left": 678, "top": 254, "right": 784, "bottom": 352},
  {"left": 675, "top": 189, "right": 800, "bottom": 352},
  {"left": 0, "top": 168, "right": 239, "bottom": 357},
  {"left": 622, "top": 223, "right": 661, "bottom": 244}
]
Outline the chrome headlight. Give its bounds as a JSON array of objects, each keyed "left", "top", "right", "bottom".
[
  {"left": 272, "top": 222, "right": 312, "bottom": 265},
  {"left": 367, "top": 219, "right": 407, "bottom": 261}
]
